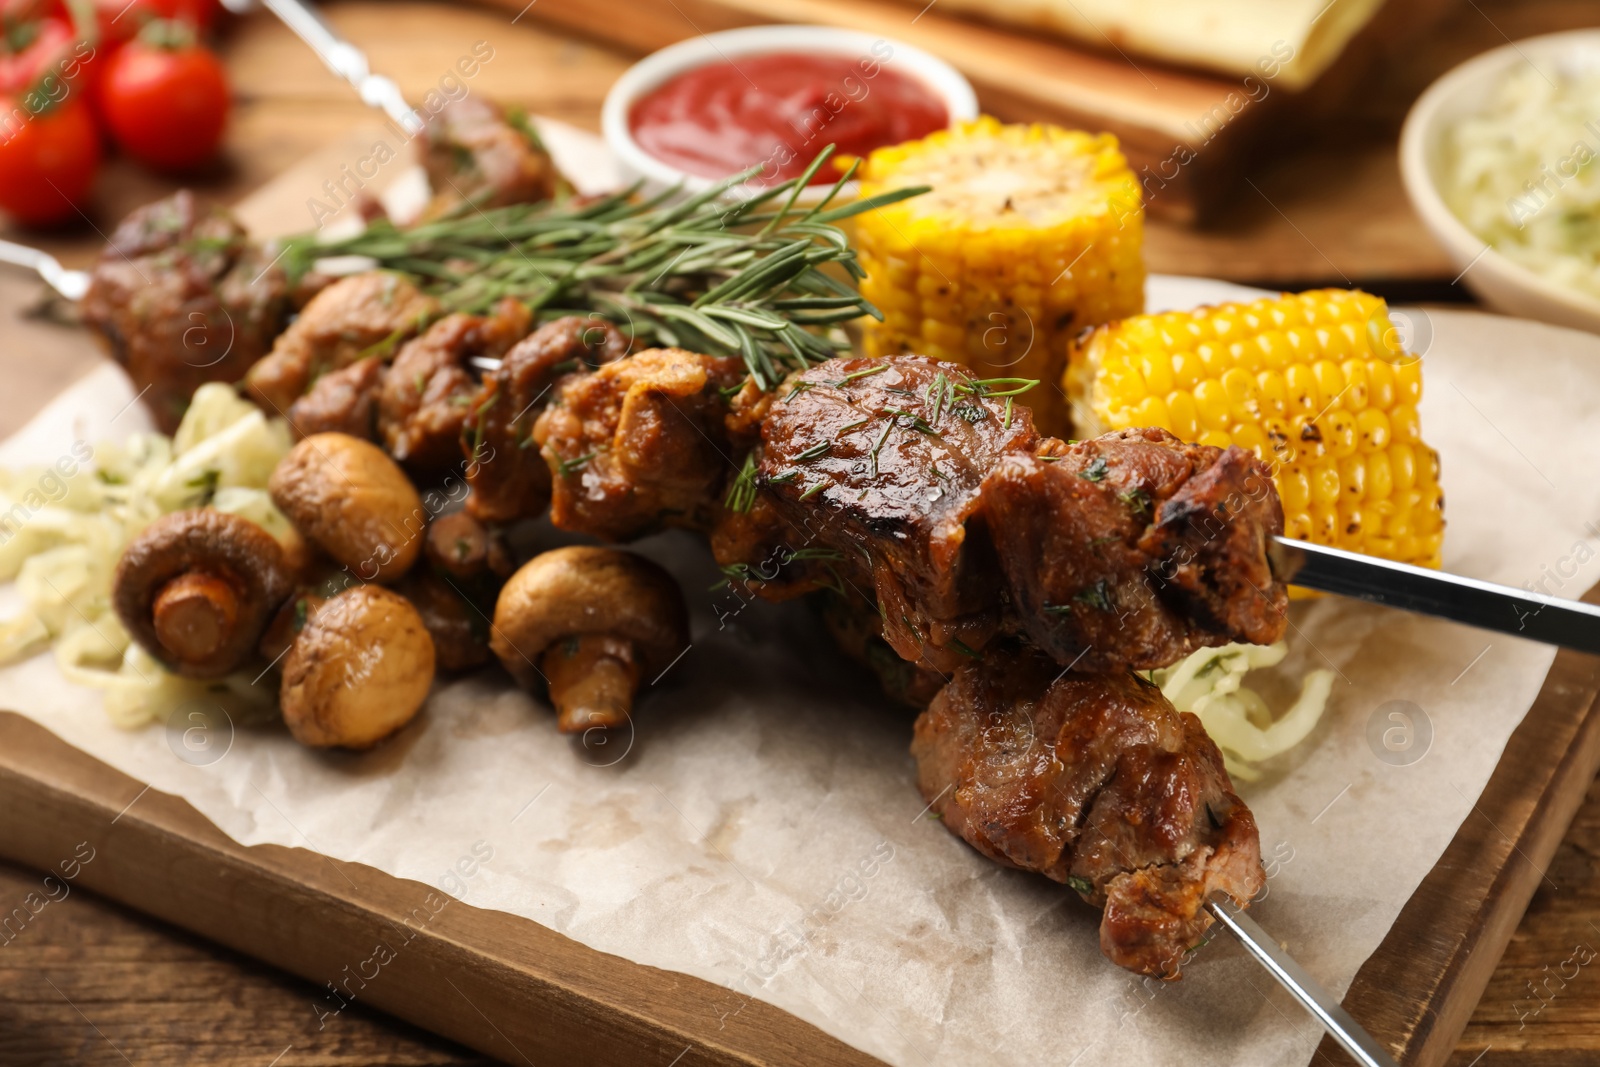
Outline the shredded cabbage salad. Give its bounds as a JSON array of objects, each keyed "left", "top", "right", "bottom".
[
  {"left": 0, "top": 385, "right": 292, "bottom": 726},
  {"left": 1442, "top": 61, "right": 1600, "bottom": 301},
  {"left": 1148, "top": 642, "right": 1334, "bottom": 782}
]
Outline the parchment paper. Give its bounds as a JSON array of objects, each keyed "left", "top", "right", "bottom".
[
  {"left": 6, "top": 289, "right": 1593, "bottom": 1062},
  {"left": 5, "top": 288, "right": 1600, "bottom": 1062}
]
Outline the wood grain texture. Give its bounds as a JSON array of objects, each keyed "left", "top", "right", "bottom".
[
  {"left": 0, "top": 712, "right": 884, "bottom": 1067},
  {"left": 1316, "top": 585, "right": 1600, "bottom": 1066},
  {"left": 0, "top": 858, "right": 491, "bottom": 1067}
]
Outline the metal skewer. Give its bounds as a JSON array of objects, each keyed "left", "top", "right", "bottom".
[
  {"left": 1207, "top": 896, "right": 1400, "bottom": 1067},
  {"left": 223, "top": 0, "right": 421, "bottom": 134},
  {"left": 1272, "top": 537, "right": 1600, "bottom": 655},
  {"left": 0, "top": 238, "right": 90, "bottom": 301}
]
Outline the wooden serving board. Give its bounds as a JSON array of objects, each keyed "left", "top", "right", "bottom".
[
  {"left": 496, "top": 0, "right": 1460, "bottom": 223},
  {"left": 2, "top": 585, "right": 1598, "bottom": 1067}
]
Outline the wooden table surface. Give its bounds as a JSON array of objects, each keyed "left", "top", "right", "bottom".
[{"left": 1, "top": 2, "right": 1597, "bottom": 1065}]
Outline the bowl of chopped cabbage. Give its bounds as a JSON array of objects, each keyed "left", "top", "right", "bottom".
[{"left": 1400, "top": 29, "right": 1600, "bottom": 333}]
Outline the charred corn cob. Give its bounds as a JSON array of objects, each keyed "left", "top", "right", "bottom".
[
  {"left": 853, "top": 117, "right": 1145, "bottom": 435},
  {"left": 1067, "top": 289, "right": 1444, "bottom": 568}
]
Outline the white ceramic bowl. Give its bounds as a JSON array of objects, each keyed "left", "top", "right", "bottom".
[
  {"left": 1399, "top": 29, "right": 1600, "bottom": 333},
  {"left": 601, "top": 25, "right": 978, "bottom": 204}
]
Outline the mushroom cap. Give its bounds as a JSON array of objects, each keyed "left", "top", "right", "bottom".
[
  {"left": 490, "top": 546, "right": 689, "bottom": 690},
  {"left": 113, "top": 509, "right": 292, "bottom": 678},
  {"left": 280, "top": 584, "right": 436, "bottom": 749},
  {"left": 269, "top": 432, "right": 425, "bottom": 583}
]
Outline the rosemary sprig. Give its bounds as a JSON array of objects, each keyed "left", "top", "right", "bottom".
[
  {"left": 277, "top": 148, "right": 928, "bottom": 392},
  {"left": 725, "top": 453, "right": 759, "bottom": 515},
  {"left": 957, "top": 377, "right": 1039, "bottom": 398}
]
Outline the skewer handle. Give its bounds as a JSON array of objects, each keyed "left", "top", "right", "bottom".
[
  {"left": 253, "top": 0, "right": 423, "bottom": 134},
  {"left": 0, "top": 239, "right": 90, "bottom": 301},
  {"left": 1206, "top": 896, "right": 1401, "bottom": 1067}
]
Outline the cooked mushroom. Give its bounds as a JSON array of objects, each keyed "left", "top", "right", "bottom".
[
  {"left": 112, "top": 510, "right": 293, "bottom": 678},
  {"left": 269, "top": 432, "right": 426, "bottom": 582},
  {"left": 280, "top": 584, "right": 436, "bottom": 749},
  {"left": 491, "top": 546, "right": 688, "bottom": 734}
]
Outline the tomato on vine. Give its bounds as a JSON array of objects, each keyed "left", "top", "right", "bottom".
[{"left": 100, "top": 18, "right": 227, "bottom": 171}]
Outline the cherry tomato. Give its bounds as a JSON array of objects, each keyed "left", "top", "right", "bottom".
[
  {"left": 0, "top": 93, "right": 100, "bottom": 225},
  {"left": 100, "top": 24, "right": 227, "bottom": 171},
  {"left": 0, "top": 14, "right": 77, "bottom": 91},
  {"left": 93, "top": 0, "right": 219, "bottom": 42}
]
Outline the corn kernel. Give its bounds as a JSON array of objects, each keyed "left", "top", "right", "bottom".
[
  {"left": 1390, "top": 443, "right": 1416, "bottom": 492},
  {"left": 1194, "top": 379, "right": 1232, "bottom": 431},
  {"left": 1357, "top": 408, "right": 1391, "bottom": 453},
  {"left": 1337, "top": 359, "right": 1370, "bottom": 412},
  {"left": 1310, "top": 459, "right": 1342, "bottom": 509},
  {"left": 1255, "top": 370, "right": 1288, "bottom": 417},
  {"left": 1279, "top": 467, "right": 1311, "bottom": 515},
  {"left": 1285, "top": 363, "right": 1320, "bottom": 414},
  {"left": 1337, "top": 453, "right": 1366, "bottom": 499},
  {"left": 1390, "top": 404, "right": 1421, "bottom": 445},
  {"left": 1166, "top": 390, "right": 1199, "bottom": 440},
  {"left": 1366, "top": 451, "right": 1394, "bottom": 502}
]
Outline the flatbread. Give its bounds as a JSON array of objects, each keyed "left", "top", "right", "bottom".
[{"left": 914, "top": 0, "right": 1388, "bottom": 90}]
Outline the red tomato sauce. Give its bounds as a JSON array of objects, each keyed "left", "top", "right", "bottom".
[{"left": 629, "top": 50, "right": 948, "bottom": 186}]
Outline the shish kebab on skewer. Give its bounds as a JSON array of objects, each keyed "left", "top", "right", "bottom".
[{"left": 9, "top": 150, "right": 1587, "bottom": 1067}]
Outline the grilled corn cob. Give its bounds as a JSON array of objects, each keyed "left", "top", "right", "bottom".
[
  {"left": 853, "top": 117, "right": 1145, "bottom": 435},
  {"left": 1066, "top": 289, "right": 1444, "bottom": 568}
]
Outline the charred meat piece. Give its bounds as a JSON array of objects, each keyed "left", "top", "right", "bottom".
[
  {"left": 754, "top": 355, "right": 1037, "bottom": 673},
  {"left": 707, "top": 493, "right": 842, "bottom": 605},
  {"left": 287, "top": 356, "right": 385, "bottom": 440},
  {"left": 533, "top": 348, "right": 748, "bottom": 542},
  {"left": 376, "top": 298, "right": 532, "bottom": 474},
  {"left": 982, "top": 429, "right": 1287, "bottom": 672},
  {"left": 912, "top": 646, "right": 1265, "bottom": 977},
  {"left": 81, "top": 192, "right": 293, "bottom": 433},
  {"left": 419, "top": 97, "right": 562, "bottom": 211},
  {"left": 245, "top": 272, "right": 439, "bottom": 414},
  {"left": 463, "top": 316, "right": 630, "bottom": 524},
  {"left": 819, "top": 590, "right": 946, "bottom": 709}
]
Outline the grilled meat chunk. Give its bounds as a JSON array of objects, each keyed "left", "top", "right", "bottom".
[
  {"left": 912, "top": 646, "right": 1265, "bottom": 977},
  {"left": 819, "top": 590, "right": 946, "bottom": 709},
  {"left": 376, "top": 299, "right": 531, "bottom": 474},
  {"left": 245, "top": 272, "right": 438, "bottom": 414},
  {"left": 533, "top": 347, "right": 749, "bottom": 542},
  {"left": 463, "top": 316, "right": 630, "bottom": 524},
  {"left": 982, "top": 429, "right": 1287, "bottom": 672},
  {"left": 287, "top": 356, "right": 385, "bottom": 440},
  {"left": 753, "top": 355, "right": 1037, "bottom": 673},
  {"left": 81, "top": 191, "right": 293, "bottom": 432},
  {"left": 419, "top": 97, "right": 561, "bottom": 211}
]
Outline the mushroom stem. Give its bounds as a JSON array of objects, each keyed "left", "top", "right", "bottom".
[
  {"left": 152, "top": 572, "right": 240, "bottom": 664},
  {"left": 540, "top": 634, "right": 641, "bottom": 734}
]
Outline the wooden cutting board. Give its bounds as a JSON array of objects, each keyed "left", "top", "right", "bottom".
[
  {"left": 498, "top": 0, "right": 1460, "bottom": 223},
  {"left": 2, "top": 131, "right": 1600, "bottom": 1067}
]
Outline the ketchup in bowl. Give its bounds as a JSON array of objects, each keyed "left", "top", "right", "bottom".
[{"left": 629, "top": 49, "right": 949, "bottom": 186}]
